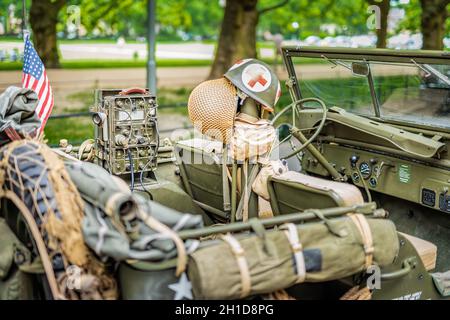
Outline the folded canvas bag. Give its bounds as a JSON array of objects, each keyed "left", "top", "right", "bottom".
[{"left": 188, "top": 215, "right": 399, "bottom": 299}]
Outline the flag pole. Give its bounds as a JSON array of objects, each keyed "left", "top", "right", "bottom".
[
  {"left": 147, "top": 0, "right": 157, "bottom": 95},
  {"left": 22, "top": 0, "right": 30, "bottom": 40}
]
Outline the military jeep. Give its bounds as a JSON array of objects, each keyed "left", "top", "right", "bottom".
[
  {"left": 108, "top": 47, "right": 449, "bottom": 300},
  {"left": 0, "top": 47, "right": 448, "bottom": 300}
]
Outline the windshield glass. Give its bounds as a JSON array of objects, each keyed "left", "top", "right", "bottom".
[
  {"left": 371, "top": 61, "right": 450, "bottom": 128},
  {"left": 293, "top": 56, "right": 450, "bottom": 129},
  {"left": 293, "top": 57, "right": 374, "bottom": 115}
]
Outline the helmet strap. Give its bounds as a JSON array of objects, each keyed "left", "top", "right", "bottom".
[
  {"left": 239, "top": 98, "right": 260, "bottom": 121},
  {"left": 237, "top": 89, "right": 248, "bottom": 106},
  {"left": 235, "top": 89, "right": 267, "bottom": 121},
  {"left": 260, "top": 108, "right": 269, "bottom": 120}
]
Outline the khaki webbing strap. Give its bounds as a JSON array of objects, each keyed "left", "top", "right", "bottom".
[
  {"left": 348, "top": 214, "right": 374, "bottom": 269},
  {"left": 104, "top": 192, "right": 130, "bottom": 236},
  {"left": 222, "top": 148, "right": 231, "bottom": 212},
  {"left": 104, "top": 193, "right": 125, "bottom": 217},
  {"left": 281, "top": 223, "right": 306, "bottom": 283},
  {"left": 221, "top": 234, "right": 251, "bottom": 298},
  {"left": 242, "top": 161, "right": 249, "bottom": 222}
]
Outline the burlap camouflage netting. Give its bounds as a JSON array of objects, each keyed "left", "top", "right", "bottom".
[
  {"left": 0, "top": 139, "right": 117, "bottom": 300},
  {"left": 188, "top": 78, "right": 237, "bottom": 143}
]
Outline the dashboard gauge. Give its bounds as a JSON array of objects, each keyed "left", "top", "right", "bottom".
[
  {"left": 369, "top": 177, "right": 377, "bottom": 188},
  {"left": 359, "top": 162, "right": 372, "bottom": 179},
  {"left": 352, "top": 172, "right": 360, "bottom": 183},
  {"left": 373, "top": 165, "right": 380, "bottom": 177}
]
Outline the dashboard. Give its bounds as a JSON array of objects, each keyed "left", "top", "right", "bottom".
[{"left": 302, "top": 142, "right": 450, "bottom": 214}]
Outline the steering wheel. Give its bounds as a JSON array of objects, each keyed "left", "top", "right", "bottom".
[{"left": 270, "top": 97, "right": 328, "bottom": 159}]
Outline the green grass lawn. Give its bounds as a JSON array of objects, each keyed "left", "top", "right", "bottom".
[
  {"left": 45, "top": 116, "right": 94, "bottom": 146},
  {"left": 0, "top": 59, "right": 213, "bottom": 71},
  {"left": 0, "top": 57, "right": 320, "bottom": 71}
]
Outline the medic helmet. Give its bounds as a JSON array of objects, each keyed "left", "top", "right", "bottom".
[{"left": 224, "top": 59, "right": 281, "bottom": 113}]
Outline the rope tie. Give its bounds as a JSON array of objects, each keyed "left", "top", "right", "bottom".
[
  {"left": 4, "top": 190, "right": 64, "bottom": 299},
  {"left": 0, "top": 140, "right": 118, "bottom": 300},
  {"left": 340, "top": 286, "right": 372, "bottom": 300},
  {"left": 78, "top": 139, "right": 95, "bottom": 162}
]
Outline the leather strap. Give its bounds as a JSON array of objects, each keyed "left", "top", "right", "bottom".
[
  {"left": 221, "top": 234, "right": 251, "bottom": 298},
  {"left": 348, "top": 214, "right": 374, "bottom": 269},
  {"left": 281, "top": 223, "right": 306, "bottom": 283}
]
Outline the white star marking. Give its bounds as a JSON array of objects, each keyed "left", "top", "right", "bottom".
[{"left": 168, "top": 272, "right": 193, "bottom": 300}]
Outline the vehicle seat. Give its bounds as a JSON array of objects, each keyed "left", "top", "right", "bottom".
[
  {"left": 175, "top": 138, "right": 265, "bottom": 222},
  {"left": 175, "top": 139, "right": 226, "bottom": 218},
  {"left": 267, "top": 171, "right": 364, "bottom": 215},
  {"left": 400, "top": 233, "right": 437, "bottom": 271}
]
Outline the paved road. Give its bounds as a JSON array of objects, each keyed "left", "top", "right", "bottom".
[
  {"left": 0, "top": 41, "right": 275, "bottom": 60},
  {"left": 0, "top": 66, "right": 211, "bottom": 90},
  {"left": 0, "top": 67, "right": 212, "bottom": 110}
]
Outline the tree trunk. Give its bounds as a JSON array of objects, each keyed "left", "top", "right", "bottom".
[
  {"left": 420, "top": 0, "right": 449, "bottom": 50},
  {"left": 29, "top": 0, "right": 66, "bottom": 68},
  {"left": 377, "top": 0, "right": 390, "bottom": 48},
  {"left": 234, "top": 1, "right": 259, "bottom": 62},
  {"left": 368, "top": 0, "right": 390, "bottom": 48},
  {"left": 208, "top": 0, "right": 259, "bottom": 79}
]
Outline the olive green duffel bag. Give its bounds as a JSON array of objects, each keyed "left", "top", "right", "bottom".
[{"left": 188, "top": 214, "right": 399, "bottom": 300}]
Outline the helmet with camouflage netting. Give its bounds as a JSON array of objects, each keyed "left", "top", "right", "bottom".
[{"left": 187, "top": 78, "right": 237, "bottom": 143}]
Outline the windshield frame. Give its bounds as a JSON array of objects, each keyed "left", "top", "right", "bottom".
[{"left": 282, "top": 46, "right": 450, "bottom": 132}]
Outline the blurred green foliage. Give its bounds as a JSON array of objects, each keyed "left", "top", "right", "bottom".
[{"left": 1, "top": 0, "right": 448, "bottom": 42}]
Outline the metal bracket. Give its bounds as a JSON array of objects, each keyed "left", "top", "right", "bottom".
[
  {"left": 411, "top": 59, "right": 432, "bottom": 78},
  {"left": 285, "top": 77, "right": 296, "bottom": 89},
  {"left": 380, "top": 257, "right": 417, "bottom": 281}
]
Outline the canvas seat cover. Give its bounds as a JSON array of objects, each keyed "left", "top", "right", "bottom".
[{"left": 269, "top": 171, "right": 364, "bottom": 214}]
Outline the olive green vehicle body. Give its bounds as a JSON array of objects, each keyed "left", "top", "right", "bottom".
[{"left": 1, "top": 47, "right": 449, "bottom": 300}]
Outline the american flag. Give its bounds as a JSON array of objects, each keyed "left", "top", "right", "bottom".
[{"left": 22, "top": 34, "right": 54, "bottom": 131}]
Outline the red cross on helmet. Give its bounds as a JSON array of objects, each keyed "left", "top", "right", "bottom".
[{"left": 224, "top": 58, "right": 281, "bottom": 113}]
